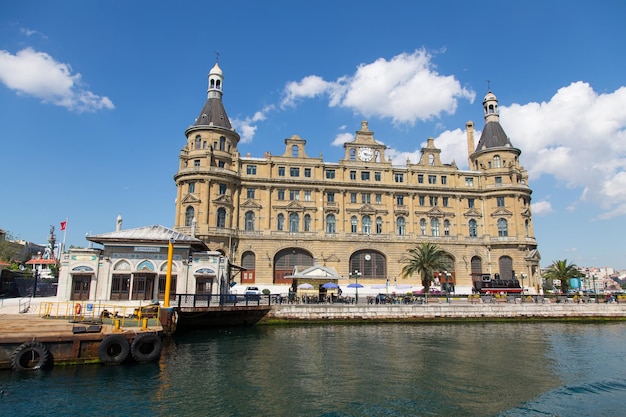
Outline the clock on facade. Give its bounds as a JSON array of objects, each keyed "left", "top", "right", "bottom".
[{"left": 358, "top": 147, "right": 374, "bottom": 161}]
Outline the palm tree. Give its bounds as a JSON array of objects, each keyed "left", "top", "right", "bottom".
[
  {"left": 542, "top": 259, "right": 580, "bottom": 294},
  {"left": 401, "top": 243, "right": 451, "bottom": 294}
]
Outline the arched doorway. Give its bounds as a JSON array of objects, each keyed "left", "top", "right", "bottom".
[
  {"left": 349, "top": 250, "right": 386, "bottom": 279},
  {"left": 273, "top": 248, "right": 314, "bottom": 284},
  {"left": 241, "top": 251, "right": 256, "bottom": 284}
]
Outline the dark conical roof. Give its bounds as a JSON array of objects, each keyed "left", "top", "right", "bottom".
[
  {"left": 475, "top": 121, "right": 513, "bottom": 150},
  {"left": 193, "top": 97, "right": 232, "bottom": 129}
]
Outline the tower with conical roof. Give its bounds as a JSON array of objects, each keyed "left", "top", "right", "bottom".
[{"left": 173, "top": 60, "right": 241, "bottom": 249}]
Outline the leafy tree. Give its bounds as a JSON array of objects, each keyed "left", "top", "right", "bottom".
[
  {"left": 401, "top": 242, "right": 451, "bottom": 294},
  {"left": 542, "top": 259, "right": 580, "bottom": 294}
]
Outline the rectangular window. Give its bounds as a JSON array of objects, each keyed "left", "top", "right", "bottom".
[
  {"left": 441, "top": 175, "right": 447, "bottom": 185},
  {"left": 374, "top": 172, "right": 381, "bottom": 181},
  {"left": 304, "top": 168, "right": 311, "bottom": 178},
  {"left": 194, "top": 159, "right": 200, "bottom": 167},
  {"left": 325, "top": 169, "right": 335, "bottom": 179},
  {"left": 419, "top": 196, "right": 425, "bottom": 206},
  {"left": 497, "top": 197, "right": 505, "bottom": 207},
  {"left": 428, "top": 175, "right": 437, "bottom": 184},
  {"left": 361, "top": 171, "right": 370, "bottom": 181},
  {"left": 290, "top": 167, "right": 300, "bottom": 177},
  {"left": 430, "top": 196, "right": 438, "bottom": 206},
  {"left": 418, "top": 174, "right": 424, "bottom": 184},
  {"left": 396, "top": 195, "right": 404, "bottom": 205},
  {"left": 290, "top": 190, "right": 300, "bottom": 201},
  {"left": 246, "top": 165, "right": 257, "bottom": 175},
  {"left": 304, "top": 190, "right": 311, "bottom": 201},
  {"left": 394, "top": 173, "right": 404, "bottom": 183},
  {"left": 278, "top": 166, "right": 285, "bottom": 176},
  {"left": 277, "top": 189, "right": 285, "bottom": 200},
  {"left": 442, "top": 196, "right": 449, "bottom": 207},
  {"left": 375, "top": 193, "right": 382, "bottom": 204},
  {"left": 218, "top": 161, "right": 225, "bottom": 168},
  {"left": 219, "top": 183, "right": 226, "bottom": 195},
  {"left": 246, "top": 188, "right": 255, "bottom": 199},
  {"left": 465, "top": 177, "right": 474, "bottom": 186},
  {"left": 362, "top": 193, "right": 371, "bottom": 204},
  {"left": 468, "top": 198, "right": 475, "bottom": 208},
  {"left": 188, "top": 182, "right": 195, "bottom": 194},
  {"left": 327, "top": 192, "right": 335, "bottom": 203},
  {"left": 495, "top": 176, "right": 502, "bottom": 185},
  {"left": 350, "top": 170, "right": 357, "bottom": 180},
  {"left": 350, "top": 192, "right": 357, "bottom": 203}
]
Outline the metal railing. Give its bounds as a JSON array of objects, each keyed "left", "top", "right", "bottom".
[
  {"left": 38, "top": 301, "right": 161, "bottom": 327},
  {"left": 172, "top": 293, "right": 284, "bottom": 308}
]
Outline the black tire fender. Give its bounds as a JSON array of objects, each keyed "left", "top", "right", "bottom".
[
  {"left": 130, "top": 333, "right": 162, "bottom": 363},
  {"left": 11, "top": 342, "right": 50, "bottom": 371},
  {"left": 98, "top": 334, "right": 130, "bottom": 365}
]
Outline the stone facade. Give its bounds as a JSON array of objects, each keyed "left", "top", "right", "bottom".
[{"left": 173, "top": 63, "right": 540, "bottom": 293}]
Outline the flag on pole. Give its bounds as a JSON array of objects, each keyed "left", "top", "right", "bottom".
[{"left": 60, "top": 221, "right": 67, "bottom": 231}]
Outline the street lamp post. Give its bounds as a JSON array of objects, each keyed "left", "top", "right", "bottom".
[{"left": 352, "top": 270, "right": 361, "bottom": 304}]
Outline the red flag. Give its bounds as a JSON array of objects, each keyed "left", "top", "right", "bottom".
[{"left": 60, "top": 221, "right": 67, "bottom": 231}]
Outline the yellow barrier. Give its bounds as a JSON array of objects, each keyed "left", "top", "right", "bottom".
[{"left": 38, "top": 301, "right": 161, "bottom": 327}]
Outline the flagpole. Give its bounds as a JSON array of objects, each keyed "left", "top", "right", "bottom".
[{"left": 62, "top": 217, "right": 67, "bottom": 255}]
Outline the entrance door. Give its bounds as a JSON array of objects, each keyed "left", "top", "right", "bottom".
[
  {"left": 71, "top": 274, "right": 91, "bottom": 301},
  {"left": 132, "top": 273, "right": 155, "bottom": 300}
]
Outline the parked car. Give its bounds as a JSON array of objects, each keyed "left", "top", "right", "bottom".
[{"left": 245, "top": 286, "right": 261, "bottom": 300}]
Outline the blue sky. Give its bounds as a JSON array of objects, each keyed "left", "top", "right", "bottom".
[{"left": 1, "top": 1, "right": 625, "bottom": 269}]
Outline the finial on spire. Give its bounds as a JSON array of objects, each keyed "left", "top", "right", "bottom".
[
  {"left": 487, "top": 79, "right": 491, "bottom": 92},
  {"left": 215, "top": 50, "right": 220, "bottom": 64}
]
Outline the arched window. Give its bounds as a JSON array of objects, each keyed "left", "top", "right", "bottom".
[
  {"left": 420, "top": 218, "right": 426, "bottom": 235},
  {"left": 497, "top": 218, "right": 508, "bottom": 237},
  {"left": 245, "top": 211, "right": 255, "bottom": 231},
  {"left": 351, "top": 216, "right": 357, "bottom": 233},
  {"left": 216, "top": 208, "right": 226, "bottom": 228},
  {"left": 499, "top": 256, "right": 513, "bottom": 280},
  {"left": 350, "top": 148, "right": 356, "bottom": 161},
  {"left": 376, "top": 217, "right": 383, "bottom": 234},
  {"left": 469, "top": 219, "right": 477, "bottom": 237},
  {"left": 326, "top": 214, "right": 336, "bottom": 234},
  {"left": 185, "top": 206, "right": 194, "bottom": 227},
  {"left": 429, "top": 154, "right": 435, "bottom": 165},
  {"left": 292, "top": 145, "right": 298, "bottom": 157},
  {"left": 289, "top": 213, "right": 299, "bottom": 232},
  {"left": 396, "top": 217, "right": 406, "bottom": 235},
  {"left": 195, "top": 135, "right": 201, "bottom": 150},
  {"left": 431, "top": 218, "right": 440, "bottom": 236},
  {"left": 494, "top": 155, "right": 501, "bottom": 168},
  {"left": 525, "top": 219, "right": 530, "bottom": 237},
  {"left": 304, "top": 214, "right": 311, "bottom": 232},
  {"left": 277, "top": 213, "right": 285, "bottom": 231},
  {"left": 443, "top": 219, "right": 450, "bottom": 236},
  {"left": 362, "top": 215, "right": 371, "bottom": 235},
  {"left": 219, "top": 136, "right": 226, "bottom": 151}
]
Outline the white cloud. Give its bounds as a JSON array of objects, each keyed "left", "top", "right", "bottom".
[
  {"left": 232, "top": 105, "right": 274, "bottom": 143},
  {"left": 500, "top": 82, "right": 626, "bottom": 219},
  {"left": 280, "top": 49, "right": 475, "bottom": 124},
  {"left": 0, "top": 48, "right": 114, "bottom": 112},
  {"left": 531, "top": 200, "right": 554, "bottom": 216},
  {"left": 331, "top": 132, "right": 354, "bottom": 147}
]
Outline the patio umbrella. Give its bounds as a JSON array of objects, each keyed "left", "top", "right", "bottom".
[
  {"left": 298, "top": 283, "right": 314, "bottom": 289},
  {"left": 322, "top": 282, "right": 339, "bottom": 289},
  {"left": 347, "top": 283, "right": 364, "bottom": 288}
]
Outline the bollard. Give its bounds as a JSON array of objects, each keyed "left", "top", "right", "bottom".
[
  {"left": 114, "top": 319, "right": 121, "bottom": 330},
  {"left": 142, "top": 317, "right": 148, "bottom": 330}
]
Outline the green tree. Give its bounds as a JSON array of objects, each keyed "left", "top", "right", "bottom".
[
  {"left": 401, "top": 243, "right": 451, "bottom": 294},
  {"left": 542, "top": 259, "right": 580, "bottom": 294}
]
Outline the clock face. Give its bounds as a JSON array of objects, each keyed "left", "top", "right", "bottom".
[{"left": 358, "top": 147, "right": 373, "bottom": 161}]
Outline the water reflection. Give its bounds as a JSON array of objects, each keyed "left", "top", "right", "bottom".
[{"left": 2, "top": 323, "right": 626, "bottom": 417}]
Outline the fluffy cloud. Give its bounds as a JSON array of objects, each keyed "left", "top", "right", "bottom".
[
  {"left": 280, "top": 49, "right": 475, "bottom": 124},
  {"left": 0, "top": 48, "right": 114, "bottom": 112},
  {"left": 500, "top": 82, "right": 626, "bottom": 218}
]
